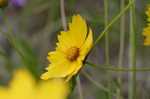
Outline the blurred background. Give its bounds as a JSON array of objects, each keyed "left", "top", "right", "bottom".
[{"left": 0, "top": 0, "right": 150, "bottom": 99}]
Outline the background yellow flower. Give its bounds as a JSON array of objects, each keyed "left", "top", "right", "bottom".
[
  {"left": 146, "top": 5, "right": 150, "bottom": 22},
  {"left": 143, "top": 6, "right": 150, "bottom": 46},
  {"left": 0, "top": 69, "right": 69, "bottom": 99}
]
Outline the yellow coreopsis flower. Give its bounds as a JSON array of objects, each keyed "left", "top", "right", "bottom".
[
  {"left": 41, "top": 14, "right": 93, "bottom": 81},
  {"left": 143, "top": 5, "right": 150, "bottom": 46},
  {"left": 0, "top": 69, "right": 69, "bottom": 99},
  {"left": 146, "top": 5, "right": 150, "bottom": 22}
]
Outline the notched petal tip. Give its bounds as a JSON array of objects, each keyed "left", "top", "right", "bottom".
[
  {"left": 40, "top": 73, "right": 49, "bottom": 80},
  {"left": 72, "top": 14, "right": 85, "bottom": 23}
]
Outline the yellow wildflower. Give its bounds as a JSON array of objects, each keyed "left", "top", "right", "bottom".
[
  {"left": 146, "top": 5, "right": 150, "bottom": 22},
  {"left": 143, "top": 5, "right": 150, "bottom": 46},
  {"left": 143, "top": 24, "right": 150, "bottom": 45},
  {"left": 41, "top": 14, "right": 93, "bottom": 81},
  {"left": 0, "top": 69, "right": 69, "bottom": 99}
]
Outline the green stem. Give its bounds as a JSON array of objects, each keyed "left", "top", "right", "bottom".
[
  {"left": 83, "top": 72, "right": 111, "bottom": 93},
  {"left": 104, "top": 0, "right": 112, "bottom": 98},
  {"left": 117, "top": 0, "right": 125, "bottom": 99},
  {"left": 83, "top": 72, "right": 123, "bottom": 99},
  {"left": 128, "top": 0, "right": 136, "bottom": 98},
  {"left": 0, "top": 11, "right": 25, "bottom": 60},
  {"left": 86, "top": 61, "right": 150, "bottom": 72},
  {"left": 93, "top": 1, "right": 134, "bottom": 49},
  {"left": 118, "top": 0, "right": 126, "bottom": 69},
  {"left": 104, "top": 0, "right": 110, "bottom": 65},
  {"left": 77, "top": 76, "right": 84, "bottom": 99},
  {"left": 60, "top": 0, "right": 67, "bottom": 31}
]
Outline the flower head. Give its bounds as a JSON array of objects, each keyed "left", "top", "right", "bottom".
[
  {"left": 0, "top": 69, "right": 69, "bottom": 99},
  {"left": 143, "top": 5, "right": 150, "bottom": 46},
  {"left": 41, "top": 14, "right": 93, "bottom": 81}
]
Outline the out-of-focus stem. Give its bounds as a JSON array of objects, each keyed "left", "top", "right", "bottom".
[
  {"left": 60, "top": 0, "right": 67, "bottom": 31},
  {"left": 83, "top": 72, "right": 110, "bottom": 92},
  {"left": 77, "top": 76, "right": 84, "bottom": 99},
  {"left": 128, "top": 0, "right": 136, "bottom": 98},
  {"left": 104, "top": 0, "right": 110, "bottom": 65},
  {"left": 93, "top": 1, "right": 134, "bottom": 49},
  {"left": 83, "top": 72, "right": 124, "bottom": 99},
  {"left": 86, "top": 61, "right": 150, "bottom": 72},
  {"left": 104, "top": 0, "right": 112, "bottom": 98},
  {"left": 117, "top": 0, "right": 125, "bottom": 99}
]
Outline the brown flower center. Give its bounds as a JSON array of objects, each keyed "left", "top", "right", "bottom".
[{"left": 66, "top": 47, "right": 79, "bottom": 61}]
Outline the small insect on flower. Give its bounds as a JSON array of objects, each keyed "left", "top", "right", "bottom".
[
  {"left": 143, "top": 5, "right": 150, "bottom": 46},
  {"left": 0, "top": 69, "right": 69, "bottom": 99},
  {"left": 41, "top": 14, "right": 93, "bottom": 82}
]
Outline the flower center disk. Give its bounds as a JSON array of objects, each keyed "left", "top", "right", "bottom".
[{"left": 66, "top": 47, "right": 79, "bottom": 61}]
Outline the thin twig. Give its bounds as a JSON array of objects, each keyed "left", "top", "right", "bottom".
[
  {"left": 104, "top": 0, "right": 110, "bottom": 65},
  {"left": 93, "top": 1, "right": 134, "bottom": 49},
  {"left": 83, "top": 72, "right": 110, "bottom": 92},
  {"left": 128, "top": 0, "right": 136, "bottom": 98},
  {"left": 117, "top": 0, "right": 126, "bottom": 99},
  {"left": 104, "top": 0, "right": 112, "bottom": 98},
  {"left": 60, "top": 0, "right": 67, "bottom": 31},
  {"left": 77, "top": 76, "right": 84, "bottom": 99},
  {"left": 83, "top": 72, "right": 123, "bottom": 99},
  {"left": 86, "top": 61, "right": 150, "bottom": 72}
]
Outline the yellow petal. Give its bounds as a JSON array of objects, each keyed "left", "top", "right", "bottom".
[
  {"left": 80, "top": 28, "right": 93, "bottom": 58},
  {"left": 56, "top": 14, "right": 87, "bottom": 52},
  {"left": 36, "top": 80, "right": 69, "bottom": 99},
  {"left": 47, "top": 51, "right": 65, "bottom": 63},
  {"left": 65, "top": 61, "right": 82, "bottom": 82},
  {"left": 41, "top": 59, "right": 76, "bottom": 80},
  {"left": 143, "top": 24, "right": 150, "bottom": 46},
  {"left": 9, "top": 69, "right": 35, "bottom": 99},
  {"left": 56, "top": 31, "right": 73, "bottom": 52},
  {"left": 0, "top": 87, "right": 9, "bottom": 99},
  {"left": 68, "top": 14, "right": 87, "bottom": 46}
]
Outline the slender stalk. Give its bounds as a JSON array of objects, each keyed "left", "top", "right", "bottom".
[
  {"left": 86, "top": 61, "right": 150, "bottom": 72},
  {"left": 83, "top": 72, "right": 123, "bottom": 99},
  {"left": 104, "top": 0, "right": 112, "bottom": 98},
  {"left": 117, "top": 0, "right": 125, "bottom": 99},
  {"left": 77, "top": 76, "right": 84, "bottom": 99},
  {"left": 93, "top": 1, "right": 134, "bottom": 49},
  {"left": 104, "top": 0, "right": 110, "bottom": 64},
  {"left": 60, "top": 0, "right": 67, "bottom": 31},
  {"left": 83, "top": 72, "right": 111, "bottom": 93},
  {"left": 0, "top": 10, "right": 25, "bottom": 59},
  {"left": 128, "top": 0, "right": 136, "bottom": 98}
]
